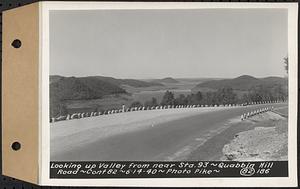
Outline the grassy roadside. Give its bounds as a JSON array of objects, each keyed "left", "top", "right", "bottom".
[{"left": 187, "top": 109, "right": 288, "bottom": 161}]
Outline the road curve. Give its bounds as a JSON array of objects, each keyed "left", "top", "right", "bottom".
[{"left": 51, "top": 103, "right": 287, "bottom": 161}]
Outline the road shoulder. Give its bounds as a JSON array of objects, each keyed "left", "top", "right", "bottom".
[{"left": 187, "top": 110, "right": 288, "bottom": 161}]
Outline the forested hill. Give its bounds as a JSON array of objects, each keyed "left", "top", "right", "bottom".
[
  {"left": 50, "top": 76, "right": 126, "bottom": 101},
  {"left": 192, "top": 75, "right": 288, "bottom": 91},
  {"left": 50, "top": 75, "right": 164, "bottom": 100},
  {"left": 50, "top": 75, "right": 165, "bottom": 117}
]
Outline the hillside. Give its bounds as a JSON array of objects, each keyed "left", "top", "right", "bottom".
[
  {"left": 50, "top": 76, "right": 129, "bottom": 117},
  {"left": 50, "top": 75, "right": 166, "bottom": 100},
  {"left": 51, "top": 75, "right": 163, "bottom": 88},
  {"left": 50, "top": 75, "right": 165, "bottom": 117},
  {"left": 50, "top": 75, "right": 64, "bottom": 84},
  {"left": 261, "top": 76, "right": 288, "bottom": 86},
  {"left": 154, "top": 77, "right": 179, "bottom": 84},
  {"left": 50, "top": 76, "right": 126, "bottom": 101},
  {"left": 192, "top": 75, "right": 287, "bottom": 92}
]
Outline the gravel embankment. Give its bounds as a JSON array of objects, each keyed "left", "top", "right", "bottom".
[
  {"left": 221, "top": 112, "right": 288, "bottom": 161},
  {"left": 187, "top": 108, "right": 288, "bottom": 161}
]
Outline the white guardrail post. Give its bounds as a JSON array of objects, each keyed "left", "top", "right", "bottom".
[{"left": 51, "top": 98, "right": 284, "bottom": 122}]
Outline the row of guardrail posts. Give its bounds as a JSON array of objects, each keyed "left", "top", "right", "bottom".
[
  {"left": 240, "top": 106, "right": 274, "bottom": 121},
  {"left": 50, "top": 100, "right": 283, "bottom": 123}
]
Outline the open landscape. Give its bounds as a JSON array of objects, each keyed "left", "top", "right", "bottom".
[
  {"left": 50, "top": 74, "right": 288, "bottom": 161},
  {"left": 49, "top": 75, "right": 222, "bottom": 117},
  {"left": 50, "top": 75, "right": 287, "bottom": 120}
]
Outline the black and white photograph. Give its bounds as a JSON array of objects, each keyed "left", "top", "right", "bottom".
[{"left": 49, "top": 7, "right": 290, "bottom": 163}]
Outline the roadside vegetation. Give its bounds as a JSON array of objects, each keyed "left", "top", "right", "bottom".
[{"left": 132, "top": 83, "right": 287, "bottom": 109}]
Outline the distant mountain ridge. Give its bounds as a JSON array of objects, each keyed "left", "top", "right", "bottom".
[
  {"left": 91, "top": 76, "right": 164, "bottom": 88},
  {"left": 192, "top": 75, "right": 287, "bottom": 91},
  {"left": 51, "top": 75, "right": 163, "bottom": 87},
  {"left": 153, "top": 77, "right": 179, "bottom": 83}
]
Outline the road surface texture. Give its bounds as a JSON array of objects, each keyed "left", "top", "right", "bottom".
[{"left": 51, "top": 103, "right": 287, "bottom": 161}]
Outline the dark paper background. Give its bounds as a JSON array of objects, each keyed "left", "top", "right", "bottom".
[{"left": 0, "top": 0, "right": 298, "bottom": 188}]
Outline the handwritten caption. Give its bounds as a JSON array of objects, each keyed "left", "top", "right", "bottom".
[{"left": 50, "top": 161, "right": 280, "bottom": 178}]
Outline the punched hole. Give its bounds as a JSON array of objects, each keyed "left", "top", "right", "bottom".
[
  {"left": 11, "top": 39, "right": 22, "bottom": 48},
  {"left": 11, "top": 142, "right": 21, "bottom": 151}
]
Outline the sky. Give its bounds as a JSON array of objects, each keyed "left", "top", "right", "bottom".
[{"left": 50, "top": 9, "right": 288, "bottom": 79}]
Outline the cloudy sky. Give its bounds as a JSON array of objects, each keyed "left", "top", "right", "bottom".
[{"left": 50, "top": 9, "right": 287, "bottom": 79}]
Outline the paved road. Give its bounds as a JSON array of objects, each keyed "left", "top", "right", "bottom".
[{"left": 51, "top": 103, "right": 287, "bottom": 161}]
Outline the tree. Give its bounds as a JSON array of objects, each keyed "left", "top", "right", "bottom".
[
  {"left": 284, "top": 56, "right": 288, "bottom": 74},
  {"left": 144, "top": 97, "right": 158, "bottom": 107},
  {"left": 174, "top": 94, "right": 188, "bottom": 105},
  {"left": 50, "top": 99, "right": 68, "bottom": 117},
  {"left": 186, "top": 92, "right": 203, "bottom": 105},
  {"left": 216, "top": 87, "right": 237, "bottom": 104},
  {"left": 130, "top": 101, "right": 143, "bottom": 108},
  {"left": 241, "top": 93, "right": 251, "bottom": 103},
  {"left": 203, "top": 91, "right": 218, "bottom": 105},
  {"left": 247, "top": 85, "right": 273, "bottom": 102},
  {"left": 50, "top": 89, "right": 68, "bottom": 117},
  {"left": 192, "top": 91, "right": 203, "bottom": 104},
  {"left": 160, "top": 90, "right": 175, "bottom": 105},
  {"left": 271, "top": 84, "right": 288, "bottom": 101}
]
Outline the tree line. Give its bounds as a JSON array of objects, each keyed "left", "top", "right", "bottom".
[{"left": 130, "top": 85, "right": 288, "bottom": 108}]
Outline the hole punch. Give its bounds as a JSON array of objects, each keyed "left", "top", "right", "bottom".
[
  {"left": 11, "top": 142, "right": 21, "bottom": 151},
  {"left": 11, "top": 39, "right": 22, "bottom": 48}
]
